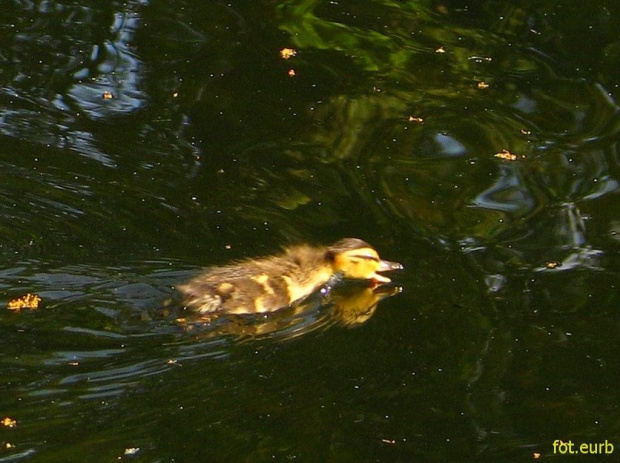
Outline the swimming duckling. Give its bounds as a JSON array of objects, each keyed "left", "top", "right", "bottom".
[
  {"left": 176, "top": 238, "right": 403, "bottom": 315},
  {"left": 178, "top": 283, "right": 403, "bottom": 341}
]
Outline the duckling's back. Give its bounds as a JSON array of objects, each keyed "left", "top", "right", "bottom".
[{"left": 176, "top": 244, "right": 333, "bottom": 314}]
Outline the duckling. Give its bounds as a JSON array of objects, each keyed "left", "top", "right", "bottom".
[
  {"left": 176, "top": 238, "right": 403, "bottom": 315},
  {"left": 178, "top": 283, "right": 403, "bottom": 341}
]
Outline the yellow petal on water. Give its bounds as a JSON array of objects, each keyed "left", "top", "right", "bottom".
[
  {"left": 435, "top": 46, "right": 446, "bottom": 53},
  {"left": 7, "top": 293, "right": 42, "bottom": 311},
  {"left": 288, "top": 69, "right": 296, "bottom": 77},
  {"left": 477, "top": 81, "right": 490, "bottom": 89},
  {"left": 408, "top": 116, "right": 424, "bottom": 123},
  {"left": 102, "top": 91, "right": 114, "bottom": 100},
  {"left": 1, "top": 417, "right": 17, "bottom": 428},
  {"left": 280, "top": 48, "right": 297, "bottom": 59},
  {"left": 494, "top": 150, "right": 517, "bottom": 161}
]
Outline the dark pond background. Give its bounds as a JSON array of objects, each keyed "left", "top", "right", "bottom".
[{"left": 1, "top": 0, "right": 620, "bottom": 461}]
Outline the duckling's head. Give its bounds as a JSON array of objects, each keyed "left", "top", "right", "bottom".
[{"left": 328, "top": 238, "right": 403, "bottom": 283}]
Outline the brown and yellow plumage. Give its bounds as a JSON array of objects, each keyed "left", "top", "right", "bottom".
[{"left": 176, "top": 238, "right": 402, "bottom": 315}]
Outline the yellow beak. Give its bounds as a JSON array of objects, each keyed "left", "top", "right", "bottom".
[{"left": 372, "top": 259, "right": 404, "bottom": 283}]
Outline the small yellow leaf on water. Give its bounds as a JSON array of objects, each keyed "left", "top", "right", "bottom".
[
  {"left": 435, "top": 46, "right": 446, "bottom": 53},
  {"left": 533, "top": 452, "right": 541, "bottom": 459},
  {"left": 7, "top": 293, "right": 42, "bottom": 311},
  {"left": 1, "top": 417, "right": 17, "bottom": 428},
  {"left": 477, "top": 81, "right": 490, "bottom": 89},
  {"left": 408, "top": 116, "right": 424, "bottom": 123},
  {"left": 124, "top": 448, "right": 140, "bottom": 455},
  {"left": 521, "top": 129, "right": 531, "bottom": 135},
  {"left": 287, "top": 69, "right": 296, "bottom": 77},
  {"left": 102, "top": 91, "right": 114, "bottom": 100},
  {"left": 280, "top": 48, "right": 297, "bottom": 59},
  {"left": 6, "top": 443, "right": 14, "bottom": 449},
  {"left": 494, "top": 150, "right": 517, "bottom": 161},
  {"left": 545, "top": 261, "right": 561, "bottom": 269}
]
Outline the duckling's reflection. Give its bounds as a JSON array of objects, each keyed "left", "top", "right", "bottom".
[
  {"left": 175, "top": 281, "right": 402, "bottom": 342},
  {"left": 329, "top": 281, "right": 402, "bottom": 326}
]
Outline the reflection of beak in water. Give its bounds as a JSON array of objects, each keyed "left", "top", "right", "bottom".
[
  {"left": 329, "top": 281, "right": 402, "bottom": 326},
  {"left": 174, "top": 281, "right": 403, "bottom": 342}
]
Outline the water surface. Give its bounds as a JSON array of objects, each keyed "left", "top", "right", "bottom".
[{"left": 1, "top": 0, "right": 619, "bottom": 461}]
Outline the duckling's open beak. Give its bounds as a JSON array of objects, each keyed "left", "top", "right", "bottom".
[{"left": 372, "top": 259, "right": 404, "bottom": 283}]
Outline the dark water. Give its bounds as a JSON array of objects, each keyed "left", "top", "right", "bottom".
[{"left": 1, "top": 0, "right": 619, "bottom": 461}]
